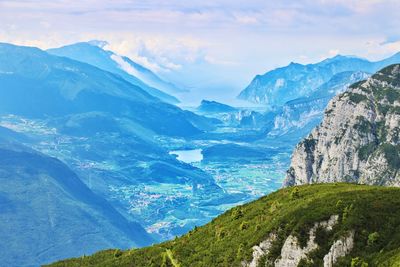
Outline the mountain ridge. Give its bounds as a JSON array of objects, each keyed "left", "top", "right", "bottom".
[
  {"left": 238, "top": 52, "right": 400, "bottom": 107},
  {"left": 47, "top": 41, "right": 181, "bottom": 104},
  {"left": 197, "top": 100, "right": 237, "bottom": 113},
  {"left": 0, "top": 42, "right": 217, "bottom": 137},
  {"left": 46, "top": 184, "right": 400, "bottom": 267}
]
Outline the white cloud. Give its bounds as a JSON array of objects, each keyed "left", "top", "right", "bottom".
[
  {"left": 364, "top": 39, "right": 400, "bottom": 60},
  {"left": 110, "top": 54, "right": 144, "bottom": 78},
  {"left": 1, "top": 0, "right": 400, "bottom": 92},
  {"left": 234, "top": 13, "right": 259, "bottom": 25},
  {"left": 204, "top": 55, "right": 238, "bottom": 66},
  {"left": 328, "top": 49, "right": 340, "bottom": 56},
  {"left": 103, "top": 35, "right": 207, "bottom": 73}
]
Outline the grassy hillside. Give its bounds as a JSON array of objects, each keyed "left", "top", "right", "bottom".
[{"left": 47, "top": 184, "right": 400, "bottom": 266}]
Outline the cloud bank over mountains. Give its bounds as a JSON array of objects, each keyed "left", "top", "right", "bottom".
[{"left": 1, "top": 0, "right": 399, "bottom": 104}]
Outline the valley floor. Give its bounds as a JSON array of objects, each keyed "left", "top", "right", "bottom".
[{"left": 0, "top": 113, "right": 293, "bottom": 241}]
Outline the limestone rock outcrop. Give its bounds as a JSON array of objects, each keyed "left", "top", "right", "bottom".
[
  {"left": 246, "top": 215, "right": 354, "bottom": 267},
  {"left": 284, "top": 64, "right": 400, "bottom": 187}
]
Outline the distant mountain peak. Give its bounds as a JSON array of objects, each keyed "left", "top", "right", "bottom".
[
  {"left": 197, "top": 99, "right": 237, "bottom": 113},
  {"left": 47, "top": 42, "right": 182, "bottom": 104},
  {"left": 288, "top": 61, "right": 303, "bottom": 67},
  {"left": 238, "top": 52, "right": 400, "bottom": 106},
  {"left": 319, "top": 54, "right": 360, "bottom": 65},
  {"left": 87, "top": 40, "right": 109, "bottom": 48}
]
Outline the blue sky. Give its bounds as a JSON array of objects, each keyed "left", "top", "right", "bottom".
[{"left": 1, "top": 0, "right": 400, "bottom": 104}]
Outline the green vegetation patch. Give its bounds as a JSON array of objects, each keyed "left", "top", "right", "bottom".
[
  {"left": 379, "top": 143, "right": 400, "bottom": 170},
  {"left": 46, "top": 184, "right": 400, "bottom": 267},
  {"left": 348, "top": 93, "right": 368, "bottom": 104},
  {"left": 353, "top": 116, "right": 373, "bottom": 135},
  {"left": 303, "top": 138, "right": 316, "bottom": 154},
  {"left": 373, "top": 86, "right": 400, "bottom": 104},
  {"left": 358, "top": 143, "right": 377, "bottom": 161},
  {"left": 372, "top": 64, "right": 400, "bottom": 88},
  {"left": 349, "top": 80, "right": 367, "bottom": 90}
]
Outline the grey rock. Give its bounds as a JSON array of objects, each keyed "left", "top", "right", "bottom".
[{"left": 284, "top": 64, "right": 400, "bottom": 187}]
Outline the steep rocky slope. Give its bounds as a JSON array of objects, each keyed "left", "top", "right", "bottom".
[
  {"left": 284, "top": 64, "right": 400, "bottom": 186},
  {"left": 47, "top": 184, "right": 400, "bottom": 267}
]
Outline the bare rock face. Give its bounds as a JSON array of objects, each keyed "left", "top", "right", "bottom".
[
  {"left": 246, "top": 215, "right": 341, "bottom": 267},
  {"left": 284, "top": 64, "right": 400, "bottom": 187},
  {"left": 247, "top": 233, "right": 277, "bottom": 267},
  {"left": 275, "top": 215, "right": 338, "bottom": 267},
  {"left": 323, "top": 231, "right": 355, "bottom": 267}
]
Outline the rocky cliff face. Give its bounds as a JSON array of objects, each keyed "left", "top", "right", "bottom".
[
  {"left": 246, "top": 215, "right": 355, "bottom": 267},
  {"left": 274, "top": 215, "right": 340, "bottom": 267},
  {"left": 284, "top": 64, "right": 400, "bottom": 187},
  {"left": 323, "top": 231, "right": 355, "bottom": 267}
]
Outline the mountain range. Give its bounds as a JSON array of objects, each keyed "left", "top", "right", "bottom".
[
  {"left": 238, "top": 53, "right": 400, "bottom": 107},
  {"left": 0, "top": 43, "right": 227, "bottom": 266},
  {"left": 237, "top": 54, "right": 400, "bottom": 144},
  {"left": 47, "top": 41, "right": 182, "bottom": 104},
  {"left": 2, "top": 40, "right": 400, "bottom": 267},
  {"left": 0, "top": 43, "right": 216, "bottom": 137},
  {"left": 47, "top": 60, "right": 400, "bottom": 267}
]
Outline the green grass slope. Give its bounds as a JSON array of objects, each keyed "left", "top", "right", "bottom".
[{"left": 47, "top": 184, "right": 400, "bottom": 267}]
